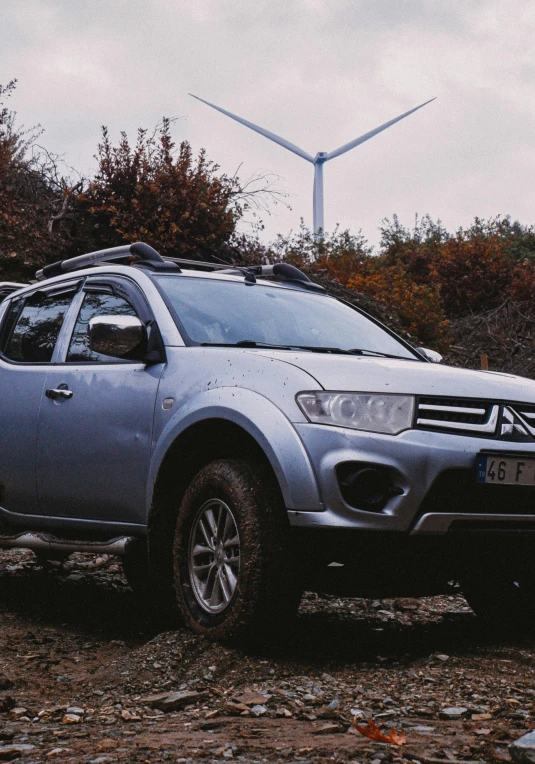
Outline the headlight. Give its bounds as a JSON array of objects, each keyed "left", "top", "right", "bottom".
[{"left": 296, "top": 392, "right": 415, "bottom": 435}]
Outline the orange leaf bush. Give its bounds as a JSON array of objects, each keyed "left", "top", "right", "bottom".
[
  {"left": 73, "top": 120, "right": 240, "bottom": 260},
  {"left": 346, "top": 261, "right": 450, "bottom": 350}
]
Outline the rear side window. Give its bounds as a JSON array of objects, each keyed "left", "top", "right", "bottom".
[
  {"left": 66, "top": 291, "right": 138, "bottom": 362},
  {"left": 0, "top": 288, "right": 19, "bottom": 304},
  {"left": 2, "top": 291, "right": 74, "bottom": 363}
]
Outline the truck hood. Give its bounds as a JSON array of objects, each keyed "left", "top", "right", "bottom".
[{"left": 253, "top": 351, "right": 535, "bottom": 402}]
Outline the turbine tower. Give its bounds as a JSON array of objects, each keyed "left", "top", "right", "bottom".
[{"left": 190, "top": 93, "right": 436, "bottom": 235}]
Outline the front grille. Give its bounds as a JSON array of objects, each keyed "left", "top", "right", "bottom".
[
  {"left": 416, "top": 397, "right": 499, "bottom": 435},
  {"left": 419, "top": 468, "right": 535, "bottom": 516}
]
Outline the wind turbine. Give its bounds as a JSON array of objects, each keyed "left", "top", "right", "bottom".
[{"left": 190, "top": 93, "right": 436, "bottom": 235}]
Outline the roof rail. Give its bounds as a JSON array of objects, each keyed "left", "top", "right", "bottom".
[
  {"left": 163, "top": 257, "right": 229, "bottom": 272},
  {"left": 36, "top": 242, "right": 181, "bottom": 281},
  {"left": 163, "top": 257, "right": 326, "bottom": 293},
  {"left": 0, "top": 282, "right": 27, "bottom": 303}
]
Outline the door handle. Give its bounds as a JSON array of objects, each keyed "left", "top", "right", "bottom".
[{"left": 45, "top": 388, "right": 73, "bottom": 400}]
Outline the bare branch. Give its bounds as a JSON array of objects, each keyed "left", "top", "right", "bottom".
[
  {"left": 231, "top": 167, "right": 291, "bottom": 215},
  {"left": 48, "top": 181, "right": 83, "bottom": 234}
]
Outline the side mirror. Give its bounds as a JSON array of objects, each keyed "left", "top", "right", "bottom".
[
  {"left": 88, "top": 315, "right": 146, "bottom": 360},
  {"left": 416, "top": 347, "right": 443, "bottom": 364}
]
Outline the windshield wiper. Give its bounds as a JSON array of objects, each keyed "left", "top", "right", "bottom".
[
  {"left": 284, "top": 346, "right": 414, "bottom": 358},
  {"left": 201, "top": 340, "right": 345, "bottom": 352},
  {"left": 203, "top": 341, "right": 355, "bottom": 353},
  {"left": 200, "top": 341, "right": 416, "bottom": 359},
  {"left": 200, "top": 341, "right": 295, "bottom": 351},
  {"left": 346, "top": 348, "right": 416, "bottom": 360}
]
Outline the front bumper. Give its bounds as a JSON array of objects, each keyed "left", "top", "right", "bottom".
[{"left": 289, "top": 424, "right": 535, "bottom": 534}]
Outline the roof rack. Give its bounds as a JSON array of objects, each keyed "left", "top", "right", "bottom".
[
  {"left": 162, "top": 257, "right": 229, "bottom": 272},
  {"left": 240, "top": 263, "right": 326, "bottom": 293},
  {"left": 35, "top": 242, "right": 181, "bottom": 281},
  {"left": 35, "top": 242, "right": 325, "bottom": 293},
  {"left": 163, "top": 257, "right": 326, "bottom": 293}
]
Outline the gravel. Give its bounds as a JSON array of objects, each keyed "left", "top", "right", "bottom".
[{"left": 0, "top": 548, "right": 531, "bottom": 762}]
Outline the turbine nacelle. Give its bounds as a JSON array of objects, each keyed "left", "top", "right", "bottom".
[{"left": 190, "top": 93, "right": 436, "bottom": 234}]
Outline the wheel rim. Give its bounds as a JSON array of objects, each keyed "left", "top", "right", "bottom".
[{"left": 188, "top": 499, "right": 241, "bottom": 614}]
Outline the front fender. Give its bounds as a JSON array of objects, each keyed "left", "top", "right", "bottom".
[{"left": 148, "top": 387, "right": 323, "bottom": 515}]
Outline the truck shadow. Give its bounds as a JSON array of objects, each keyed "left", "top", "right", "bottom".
[
  {"left": 0, "top": 556, "right": 527, "bottom": 663},
  {"left": 0, "top": 555, "right": 159, "bottom": 644},
  {"left": 283, "top": 605, "right": 491, "bottom": 664}
]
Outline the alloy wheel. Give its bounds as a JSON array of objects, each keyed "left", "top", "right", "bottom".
[{"left": 188, "top": 499, "right": 241, "bottom": 614}]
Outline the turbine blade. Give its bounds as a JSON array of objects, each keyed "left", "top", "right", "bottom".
[
  {"left": 325, "top": 97, "right": 436, "bottom": 162},
  {"left": 189, "top": 94, "right": 315, "bottom": 163}
]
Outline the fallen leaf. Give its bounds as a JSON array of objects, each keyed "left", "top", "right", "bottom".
[{"left": 353, "top": 717, "right": 407, "bottom": 746}]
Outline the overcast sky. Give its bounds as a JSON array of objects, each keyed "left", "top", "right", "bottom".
[{"left": 2, "top": 0, "right": 534, "bottom": 246}]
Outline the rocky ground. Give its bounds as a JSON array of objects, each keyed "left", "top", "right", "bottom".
[{"left": 0, "top": 551, "right": 531, "bottom": 763}]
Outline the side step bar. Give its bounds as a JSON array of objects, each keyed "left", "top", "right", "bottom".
[{"left": 0, "top": 532, "right": 136, "bottom": 556}]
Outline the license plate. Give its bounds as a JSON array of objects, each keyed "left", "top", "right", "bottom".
[{"left": 477, "top": 454, "right": 535, "bottom": 485}]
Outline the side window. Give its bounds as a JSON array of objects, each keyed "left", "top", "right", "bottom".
[
  {"left": 2, "top": 291, "right": 74, "bottom": 363},
  {"left": 0, "top": 289, "right": 17, "bottom": 305},
  {"left": 66, "top": 291, "right": 138, "bottom": 362},
  {"left": 0, "top": 299, "right": 23, "bottom": 353}
]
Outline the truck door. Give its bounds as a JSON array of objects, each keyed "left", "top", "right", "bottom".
[
  {"left": 0, "top": 283, "right": 79, "bottom": 518},
  {"left": 36, "top": 278, "right": 164, "bottom": 526}
]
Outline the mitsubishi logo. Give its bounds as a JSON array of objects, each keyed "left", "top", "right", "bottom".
[{"left": 501, "top": 406, "right": 530, "bottom": 440}]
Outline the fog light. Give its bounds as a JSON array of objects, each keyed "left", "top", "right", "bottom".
[{"left": 337, "top": 463, "right": 402, "bottom": 512}]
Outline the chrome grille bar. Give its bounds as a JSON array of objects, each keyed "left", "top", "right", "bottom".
[
  {"left": 517, "top": 411, "right": 535, "bottom": 420},
  {"left": 419, "top": 404, "right": 487, "bottom": 416},
  {"left": 417, "top": 405, "right": 499, "bottom": 433},
  {"left": 416, "top": 402, "right": 500, "bottom": 434}
]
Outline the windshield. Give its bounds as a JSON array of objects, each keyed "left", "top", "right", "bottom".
[{"left": 155, "top": 276, "right": 419, "bottom": 360}]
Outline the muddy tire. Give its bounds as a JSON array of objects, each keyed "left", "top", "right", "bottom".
[{"left": 173, "top": 458, "right": 301, "bottom": 645}]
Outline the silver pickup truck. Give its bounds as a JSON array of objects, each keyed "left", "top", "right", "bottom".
[{"left": 0, "top": 242, "right": 534, "bottom": 643}]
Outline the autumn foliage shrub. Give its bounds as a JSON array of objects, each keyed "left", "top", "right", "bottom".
[
  {"left": 347, "top": 262, "right": 449, "bottom": 349},
  {"left": 0, "top": 80, "right": 269, "bottom": 280},
  {"left": 0, "top": 80, "right": 65, "bottom": 280},
  {"left": 71, "top": 120, "right": 241, "bottom": 259},
  {"left": 377, "top": 215, "right": 535, "bottom": 318},
  {"left": 399, "top": 218, "right": 535, "bottom": 317}
]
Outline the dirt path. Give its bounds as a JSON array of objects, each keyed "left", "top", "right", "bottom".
[{"left": 0, "top": 549, "right": 530, "bottom": 763}]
